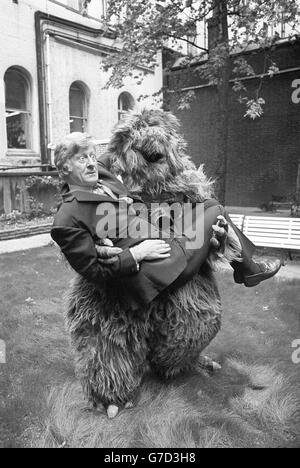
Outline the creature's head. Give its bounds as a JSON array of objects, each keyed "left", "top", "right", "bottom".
[{"left": 105, "top": 108, "right": 213, "bottom": 201}]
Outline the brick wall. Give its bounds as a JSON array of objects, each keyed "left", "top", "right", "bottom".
[{"left": 166, "top": 41, "right": 300, "bottom": 207}]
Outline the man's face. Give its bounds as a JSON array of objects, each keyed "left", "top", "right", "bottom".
[{"left": 66, "top": 143, "right": 98, "bottom": 188}]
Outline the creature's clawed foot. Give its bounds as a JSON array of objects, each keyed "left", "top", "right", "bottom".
[
  {"left": 197, "top": 355, "right": 222, "bottom": 373},
  {"left": 211, "top": 361, "right": 222, "bottom": 371},
  {"left": 125, "top": 401, "right": 134, "bottom": 409},
  {"left": 106, "top": 401, "right": 134, "bottom": 419},
  {"left": 107, "top": 405, "right": 119, "bottom": 419}
]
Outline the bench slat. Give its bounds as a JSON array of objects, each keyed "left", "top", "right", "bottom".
[
  {"left": 245, "top": 223, "right": 300, "bottom": 229},
  {"left": 245, "top": 233, "right": 300, "bottom": 239},
  {"left": 244, "top": 221, "right": 300, "bottom": 227},
  {"left": 244, "top": 227, "right": 297, "bottom": 232},
  {"left": 244, "top": 229, "right": 300, "bottom": 235},
  {"left": 245, "top": 231, "right": 300, "bottom": 237},
  {"left": 247, "top": 237, "right": 300, "bottom": 247},
  {"left": 243, "top": 216, "right": 300, "bottom": 222},
  {"left": 247, "top": 235, "right": 299, "bottom": 242},
  {"left": 229, "top": 216, "right": 244, "bottom": 230}
]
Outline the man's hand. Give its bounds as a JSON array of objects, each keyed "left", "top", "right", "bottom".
[
  {"left": 210, "top": 215, "right": 228, "bottom": 253},
  {"left": 96, "top": 239, "right": 123, "bottom": 265},
  {"left": 131, "top": 240, "right": 171, "bottom": 262}
]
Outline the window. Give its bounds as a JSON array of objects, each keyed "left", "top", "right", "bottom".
[
  {"left": 67, "top": 1, "right": 86, "bottom": 11},
  {"left": 77, "top": 0, "right": 89, "bottom": 14},
  {"left": 118, "top": 92, "right": 135, "bottom": 121},
  {"left": 186, "top": 24, "right": 198, "bottom": 56},
  {"left": 79, "top": 0, "right": 107, "bottom": 18},
  {"left": 5, "top": 67, "right": 32, "bottom": 151},
  {"left": 69, "top": 82, "right": 89, "bottom": 133}
]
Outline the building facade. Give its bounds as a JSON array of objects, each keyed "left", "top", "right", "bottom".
[{"left": 0, "top": 0, "right": 162, "bottom": 213}]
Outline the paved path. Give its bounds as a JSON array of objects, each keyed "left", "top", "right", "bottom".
[
  {"left": 1, "top": 234, "right": 300, "bottom": 280},
  {"left": 276, "top": 263, "right": 300, "bottom": 280},
  {"left": 0, "top": 234, "right": 52, "bottom": 254}
]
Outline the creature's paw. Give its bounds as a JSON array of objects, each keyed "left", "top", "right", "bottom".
[
  {"left": 211, "top": 361, "right": 222, "bottom": 372},
  {"left": 95, "top": 240, "right": 123, "bottom": 265},
  {"left": 106, "top": 402, "right": 134, "bottom": 418},
  {"left": 124, "top": 401, "right": 134, "bottom": 409},
  {"left": 210, "top": 215, "right": 228, "bottom": 253},
  {"left": 209, "top": 217, "right": 242, "bottom": 267},
  {"left": 107, "top": 405, "right": 119, "bottom": 419},
  {"left": 197, "top": 355, "right": 222, "bottom": 373}
]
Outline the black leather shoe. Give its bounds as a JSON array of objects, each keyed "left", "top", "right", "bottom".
[
  {"left": 243, "top": 259, "right": 282, "bottom": 287},
  {"left": 233, "top": 270, "right": 244, "bottom": 284}
]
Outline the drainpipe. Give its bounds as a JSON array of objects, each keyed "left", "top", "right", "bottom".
[
  {"left": 35, "top": 11, "right": 48, "bottom": 168},
  {"left": 45, "top": 32, "right": 55, "bottom": 164}
]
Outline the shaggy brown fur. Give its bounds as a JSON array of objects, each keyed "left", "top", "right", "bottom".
[
  {"left": 66, "top": 109, "right": 242, "bottom": 408},
  {"left": 67, "top": 268, "right": 222, "bottom": 407}
]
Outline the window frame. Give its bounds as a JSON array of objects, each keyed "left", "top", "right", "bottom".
[
  {"left": 69, "top": 81, "right": 89, "bottom": 134},
  {"left": 4, "top": 66, "right": 33, "bottom": 155},
  {"left": 118, "top": 92, "right": 135, "bottom": 121},
  {"left": 79, "top": 0, "right": 107, "bottom": 18}
]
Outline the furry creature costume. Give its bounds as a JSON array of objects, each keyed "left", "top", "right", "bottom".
[{"left": 66, "top": 109, "right": 241, "bottom": 408}]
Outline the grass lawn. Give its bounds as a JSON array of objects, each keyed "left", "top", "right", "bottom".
[{"left": 0, "top": 245, "right": 299, "bottom": 448}]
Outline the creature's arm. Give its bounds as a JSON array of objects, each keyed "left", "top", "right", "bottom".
[
  {"left": 179, "top": 166, "right": 234, "bottom": 257},
  {"left": 95, "top": 239, "right": 124, "bottom": 265}
]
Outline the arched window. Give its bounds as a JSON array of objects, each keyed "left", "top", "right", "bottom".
[
  {"left": 118, "top": 92, "right": 135, "bottom": 121},
  {"left": 80, "top": 0, "right": 107, "bottom": 18},
  {"left": 69, "top": 82, "right": 89, "bottom": 133},
  {"left": 5, "top": 67, "right": 32, "bottom": 150}
]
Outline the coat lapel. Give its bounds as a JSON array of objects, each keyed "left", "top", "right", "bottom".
[
  {"left": 63, "top": 190, "right": 117, "bottom": 204},
  {"left": 97, "top": 167, "right": 144, "bottom": 202}
]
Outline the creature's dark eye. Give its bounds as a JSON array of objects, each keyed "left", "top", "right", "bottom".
[{"left": 147, "top": 153, "right": 164, "bottom": 162}]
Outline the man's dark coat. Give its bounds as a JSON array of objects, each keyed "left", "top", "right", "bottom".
[{"left": 51, "top": 166, "right": 189, "bottom": 310}]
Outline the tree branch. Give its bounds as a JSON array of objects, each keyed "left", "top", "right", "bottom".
[{"left": 165, "top": 34, "right": 209, "bottom": 53}]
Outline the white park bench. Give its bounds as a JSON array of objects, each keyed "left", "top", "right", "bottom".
[
  {"left": 228, "top": 214, "right": 245, "bottom": 231},
  {"left": 229, "top": 214, "right": 300, "bottom": 259}
]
